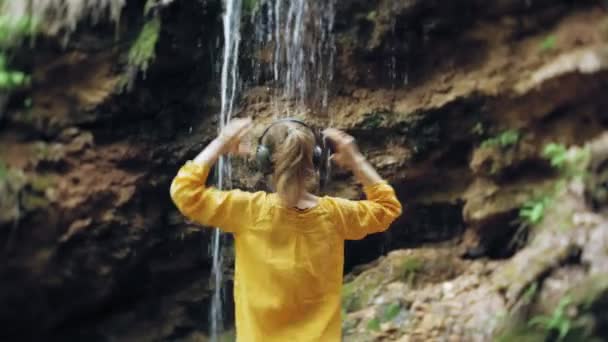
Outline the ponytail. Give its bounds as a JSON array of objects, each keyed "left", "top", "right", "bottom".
[{"left": 263, "top": 123, "right": 316, "bottom": 207}]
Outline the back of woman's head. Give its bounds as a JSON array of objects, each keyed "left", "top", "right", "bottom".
[{"left": 261, "top": 122, "right": 317, "bottom": 207}]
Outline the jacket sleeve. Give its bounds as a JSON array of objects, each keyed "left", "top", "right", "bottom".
[
  {"left": 329, "top": 182, "right": 402, "bottom": 240},
  {"left": 169, "top": 161, "right": 265, "bottom": 233}
]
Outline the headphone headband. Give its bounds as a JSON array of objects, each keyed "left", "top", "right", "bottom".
[
  {"left": 255, "top": 117, "right": 331, "bottom": 188},
  {"left": 257, "top": 118, "right": 320, "bottom": 145}
]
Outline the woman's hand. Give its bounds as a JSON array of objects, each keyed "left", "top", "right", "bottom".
[
  {"left": 217, "top": 117, "right": 253, "bottom": 155},
  {"left": 322, "top": 128, "right": 363, "bottom": 170},
  {"left": 194, "top": 117, "right": 253, "bottom": 167},
  {"left": 323, "top": 128, "right": 383, "bottom": 186}
]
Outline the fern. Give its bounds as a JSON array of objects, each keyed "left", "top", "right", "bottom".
[
  {"left": 519, "top": 196, "right": 550, "bottom": 226},
  {"left": 529, "top": 296, "right": 572, "bottom": 341},
  {"left": 128, "top": 16, "right": 161, "bottom": 74},
  {"left": 543, "top": 143, "right": 591, "bottom": 179},
  {"left": 481, "top": 130, "right": 520, "bottom": 149},
  {"left": 542, "top": 143, "right": 568, "bottom": 169}
]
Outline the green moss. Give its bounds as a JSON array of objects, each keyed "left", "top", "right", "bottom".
[
  {"left": 29, "top": 174, "right": 56, "bottom": 192},
  {"left": 128, "top": 16, "right": 161, "bottom": 73},
  {"left": 495, "top": 327, "right": 548, "bottom": 342},
  {"left": 366, "top": 317, "right": 380, "bottom": 332},
  {"left": 381, "top": 302, "right": 401, "bottom": 322},
  {"left": 342, "top": 281, "right": 366, "bottom": 313},
  {"left": 243, "top": 0, "right": 259, "bottom": 15},
  {"left": 361, "top": 112, "right": 386, "bottom": 129},
  {"left": 0, "top": 14, "right": 39, "bottom": 47}
]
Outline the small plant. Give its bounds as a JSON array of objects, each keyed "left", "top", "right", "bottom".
[
  {"left": 127, "top": 16, "right": 161, "bottom": 74},
  {"left": 243, "top": 0, "right": 260, "bottom": 15},
  {"left": 381, "top": 302, "right": 401, "bottom": 322},
  {"left": 480, "top": 129, "right": 520, "bottom": 149},
  {"left": 539, "top": 35, "right": 557, "bottom": 52},
  {"left": 366, "top": 302, "right": 402, "bottom": 332},
  {"left": 0, "top": 14, "right": 39, "bottom": 47},
  {"left": 361, "top": 112, "right": 385, "bottom": 129},
  {"left": 366, "top": 10, "right": 377, "bottom": 21},
  {"left": 0, "top": 53, "right": 30, "bottom": 90},
  {"left": 397, "top": 256, "right": 423, "bottom": 285},
  {"left": 519, "top": 196, "right": 551, "bottom": 226},
  {"left": 471, "top": 122, "right": 485, "bottom": 136},
  {"left": 523, "top": 282, "right": 539, "bottom": 304},
  {"left": 529, "top": 296, "right": 573, "bottom": 341},
  {"left": 542, "top": 143, "right": 591, "bottom": 179},
  {"left": 366, "top": 317, "right": 381, "bottom": 332},
  {"left": 542, "top": 143, "right": 568, "bottom": 169}
]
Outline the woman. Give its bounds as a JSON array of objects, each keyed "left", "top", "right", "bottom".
[{"left": 170, "top": 117, "right": 402, "bottom": 341}]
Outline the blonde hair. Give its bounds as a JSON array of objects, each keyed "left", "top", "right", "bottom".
[{"left": 261, "top": 122, "right": 318, "bottom": 207}]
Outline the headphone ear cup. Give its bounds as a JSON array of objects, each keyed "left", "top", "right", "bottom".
[
  {"left": 256, "top": 145, "right": 273, "bottom": 174},
  {"left": 317, "top": 143, "right": 331, "bottom": 189},
  {"left": 312, "top": 145, "right": 323, "bottom": 168}
]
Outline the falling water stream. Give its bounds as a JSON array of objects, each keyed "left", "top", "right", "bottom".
[
  {"left": 251, "top": 0, "right": 336, "bottom": 115},
  {"left": 211, "top": 0, "right": 241, "bottom": 340},
  {"left": 210, "top": 1, "right": 335, "bottom": 340}
]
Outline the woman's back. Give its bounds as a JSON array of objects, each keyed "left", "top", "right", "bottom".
[{"left": 169, "top": 119, "right": 402, "bottom": 341}]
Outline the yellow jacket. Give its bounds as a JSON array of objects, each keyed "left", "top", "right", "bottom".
[{"left": 170, "top": 161, "right": 402, "bottom": 342}]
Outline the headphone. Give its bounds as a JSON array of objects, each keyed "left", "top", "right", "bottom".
[{"left": 255, "top": 118, "right": 331, "bottom": 186}]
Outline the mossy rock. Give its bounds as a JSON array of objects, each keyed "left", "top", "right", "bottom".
[
  {"left": 570, "top": 274, "right": 608, "bottom": 311},
  {"left": 29, "top": 174, "right": 56, "bottom": 192},
  {"left": 342, "top": 253, "right": 425, "bottom": 313},
  {"left": 495, "top": 326, "right": 548, "bottom": 342},
  {"left": 360, "top": 112, "right": 387, "bottom": 129},
  {"left": 21, "top": 193, "right": 49, "bottom": 211}
]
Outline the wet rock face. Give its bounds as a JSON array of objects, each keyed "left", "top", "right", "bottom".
[{"left": 0, "top": 0, "right": 225, "bottom": 340}]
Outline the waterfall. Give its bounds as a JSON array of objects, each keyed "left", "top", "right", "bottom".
[
  {"left": 211, "top": 0, "right": 242, "bottom": 340},
  {"left": 251, "top": 0, "right": 336, "bottom": 115},
  {"left": 209, "top": 0, "right": 336, "bottom": 339}
]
